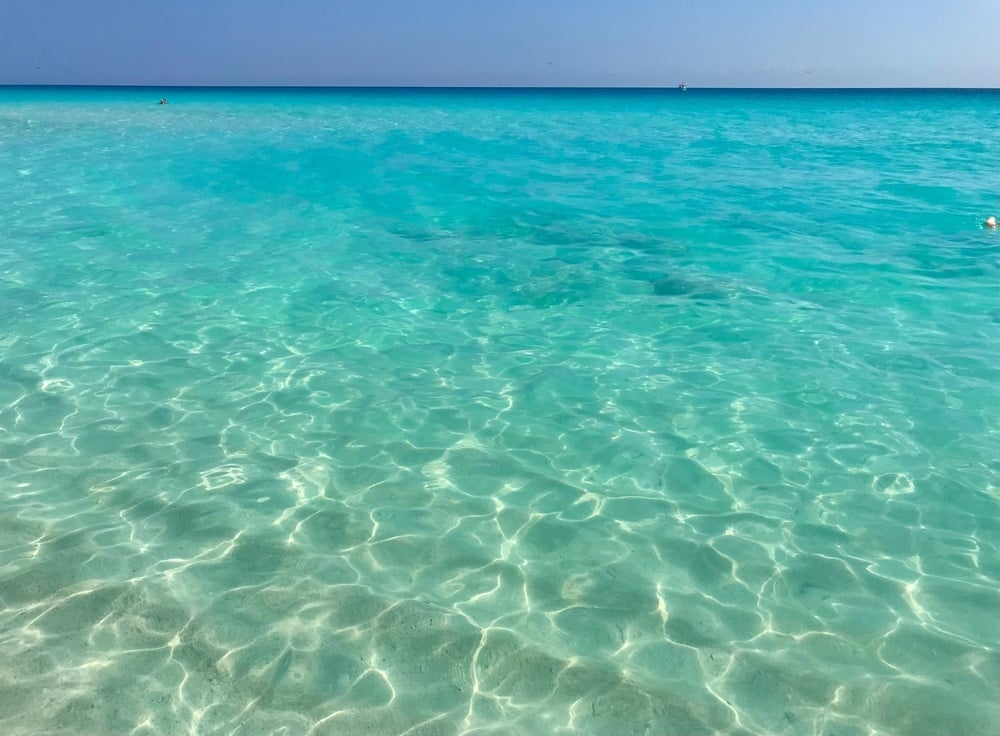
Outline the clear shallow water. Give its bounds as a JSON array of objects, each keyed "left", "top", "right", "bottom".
[{"left": 0, "top": 87, "right": 998, "bottom": 736}]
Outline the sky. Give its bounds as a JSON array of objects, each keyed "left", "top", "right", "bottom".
[{"left": 1, "top": 0, "right": 998, "bottom": 87}]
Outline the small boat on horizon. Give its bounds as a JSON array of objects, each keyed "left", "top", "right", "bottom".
[{"left": 678, "top": 83, "right": 687, "bottom": 91}]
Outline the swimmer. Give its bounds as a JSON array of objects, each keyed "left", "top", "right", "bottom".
[
  {"left": 986, "top": 216, "right": 997, "bottom": 228},
  {"left": 158, "top": 98, "right": 168, "bottom": 105}
]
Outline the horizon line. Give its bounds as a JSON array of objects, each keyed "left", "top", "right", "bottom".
[{"left": 2, "top": 83, "right": 998, "bottom": 91}]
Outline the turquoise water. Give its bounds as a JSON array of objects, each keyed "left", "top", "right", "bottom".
[{"left": 0, "top": 87, "right": 998, "bottom": 736}]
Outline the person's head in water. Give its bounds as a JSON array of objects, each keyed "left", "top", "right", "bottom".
[
  {"left": 986, "top": 216, "right": 997, "bottom": 228},
  {"left": 158, "top": 98, "right": 168, "bottom": 105}
]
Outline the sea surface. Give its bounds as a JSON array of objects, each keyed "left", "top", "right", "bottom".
[{"left": 0, "top": 87, "right": 998, "bottom": 736}]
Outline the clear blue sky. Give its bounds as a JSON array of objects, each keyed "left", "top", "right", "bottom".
[{"left": 2, "top": 0, "right": 998, "bottom": 87}]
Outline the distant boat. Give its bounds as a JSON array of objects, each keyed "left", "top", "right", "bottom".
[{"left": 678, "top": 83, "right": 687, "bottom": 91}]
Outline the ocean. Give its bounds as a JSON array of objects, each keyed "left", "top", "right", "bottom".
[{"left": 0, "top": 87, "right": 997, "bottom": 736}]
